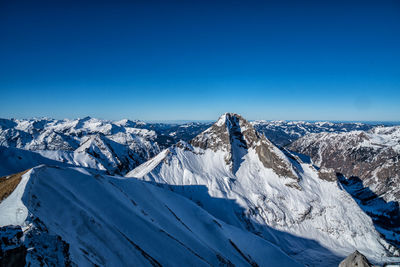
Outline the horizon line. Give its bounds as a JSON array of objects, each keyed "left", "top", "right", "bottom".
[{"left": 1, "top": 116, "right": 400, "bottom": 125}]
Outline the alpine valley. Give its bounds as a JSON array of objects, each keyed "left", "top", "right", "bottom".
[{"left": 1, "top": 114, "right": 400, "bottom": 266}]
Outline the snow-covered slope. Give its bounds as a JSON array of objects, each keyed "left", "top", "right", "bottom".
[
  {"left": 0, "top": 146, "right": 105, "bottom": 177},
  {"left": 0, "top": 165, "right": 300, "bottom": 267},
  {"left": 0, "top": 117, "right": 160, "bottom": 175},
  {"left": 289, "top": 126, "right": 400, "bottom": 249},
  {"left": 127, "top": 113, "right": 399, "bottom": 266}
]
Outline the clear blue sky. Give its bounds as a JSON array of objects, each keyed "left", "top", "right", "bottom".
[{"left": 0, "top": 0, "right": 399, "bottom": 121}]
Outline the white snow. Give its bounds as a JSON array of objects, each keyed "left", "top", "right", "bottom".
[
  {"left": 0, "top": 117, "right": 160, "bottom": 175},
  {"left": 1, "top": 115, "right": 399, "bottom": 266},
  {"left": 0, "top": 165, "right": 301, "bottom": 267},
  {"left": 0, "top": 169, "right": 32, "bottom": 226},
  {"left": 215, "top": 113, "right": 228, "bottom": 127},
  {"left": 127, "top": 122, "right": 400, "bottom": 266}
]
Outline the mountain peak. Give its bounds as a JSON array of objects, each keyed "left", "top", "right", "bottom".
[
  {"left": 190, "top": 113, "right": 298, "bottom": 178},
  {"left": 190, "top": 112, "right": 254, "bottom": 152},
  {"left": 215, "top": 112, "right": 245, "bottom": 127}
]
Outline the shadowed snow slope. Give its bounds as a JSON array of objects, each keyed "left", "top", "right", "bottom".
[
  {"left": 127, "top": 113, "right": 400, "bottom": 266},
  {"left": 0, "top": 165, "right": 301, "bottom": 267}
]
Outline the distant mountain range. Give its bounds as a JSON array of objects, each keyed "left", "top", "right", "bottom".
[
  {"left": 1, "top": 117, "right": 395, "bottom": 176},
  {"left": 1, "top": 114, "right": 400, "bottom": 266}
]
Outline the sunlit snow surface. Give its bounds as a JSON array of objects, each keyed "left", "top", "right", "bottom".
[
  {"left": 0, "top": 117, "right": 160, "bottom": 175},
  {"left": 127, "top": 116, "right": 400, "bottom": 266},
  {"left": 0, "top": 166, "right": 300, "bottom": 266},
  {"left": 1, "top": 116, "right": 400, "bottom": 266}
]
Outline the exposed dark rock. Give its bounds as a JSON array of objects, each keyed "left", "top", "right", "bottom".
[
  {"left": 289, "top": 129, "right": 400, "bottom": 201},
  {"left": 338, "top": 250, "right": 371, "bottom": 267},
  {"left": 318, "top": 167, "right": 337, "bottom": 182},
  {"left": 290, "top": 128, "right": 400, "bottom": 249},
  {"left": 0, "top": 217, "right": 73, "bottom": 267},
  {"left": 190, "top": 113, "right": 298, "bottom": 179},
  {"left": 0, "top": 226, "right": 27, "bottom": 267},
  {"left": 337, "top": 174, "right": 400, "bottom": 247}
]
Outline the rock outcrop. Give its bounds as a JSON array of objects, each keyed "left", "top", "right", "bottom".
[
  {"left": 338, "top": 250, "right": 371, "bottom": 267},
  {"left": 190, "top": 113, "right": 298, "bottom": 178},
  {"left": 289, "top": 127, "right": 400, "bottom": 202}
]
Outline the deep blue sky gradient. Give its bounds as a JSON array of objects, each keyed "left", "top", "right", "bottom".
[{"left": 1, "top": 0, "right": 399, "bottom": 121}]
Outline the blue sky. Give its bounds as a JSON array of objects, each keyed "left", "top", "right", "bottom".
[{"left": 0, "top": 0, "right": 399, "bottom": 121}]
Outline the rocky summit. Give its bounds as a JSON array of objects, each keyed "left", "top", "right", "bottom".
[
  {"left": 190, "top": 113, "right": 298, "bottom": 178},
  {"left": 1, "top": 113, "right": 400, "bottom": 266}
]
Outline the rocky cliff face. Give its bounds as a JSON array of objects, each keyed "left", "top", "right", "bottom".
[
  {"left": 289, "top": 127, "right": 400, "bottom": 202},
  {"left": 289, "top": 127, "right": 400, "bottom": 248},
  {"left": 190, "top": 113, "right": 297, "bottom": 179},
  {"left": 0, "top": 221, "right": 72, "bottom": 267}
]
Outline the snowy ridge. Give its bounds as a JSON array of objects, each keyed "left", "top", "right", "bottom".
[
  {"left": 127, "top": 113, "right": 399, "bottom": 266},
  {"left": 0, "top": 165, "right": 300, "bottom": 266},
  {"left": 0, "top": 146, "right": 106, "bottom": 177},
  {"left": 0, "top": 117, "right": 160, "bottom": 175}
]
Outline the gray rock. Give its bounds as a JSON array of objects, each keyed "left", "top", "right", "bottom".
[
  {"left": 190, "top": 113, "right": 298, "bottom": 179},
  {"left": 338, "top": 250, "right": 371, "bottom": 267},
  {"left": 318, "top": 167, "right": 337, "bottom": 182},
  {"left": 289, "top": 128, "right": 400, "bottom": 202}
]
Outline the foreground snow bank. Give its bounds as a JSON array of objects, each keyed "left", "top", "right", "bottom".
[{"left": 0, "top": 165, "right": 300, "bottom": 266}]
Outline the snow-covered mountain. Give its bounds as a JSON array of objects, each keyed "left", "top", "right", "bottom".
[
  {"left": 127, "top": 113, "right": 399, "bottom": 266},
  {"left": 289, "top": 126, "right": 400, "bottom": 202},
  {"left": 0, "top": 146, "right": 105, "bottom": 177},
  {"left": 289, "top": 126, "right": 400, "bottom": 247},
  {"left": 2, "top": 114, "right": 400, "bottom": 266},
  {"left": 252, "top": 120, "right": 375, "bottom": 147},
  {"left": 0, "top": 117, "right": 160, "bottom": 175},
  {"left": 0, "top": 165, "right": 300, "bottom": 266},
  {"left": 1, "top": 117, "right": 385, "bottom": 177}
]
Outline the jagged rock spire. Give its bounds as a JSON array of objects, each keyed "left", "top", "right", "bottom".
[
  {"left": 190, "top": 113, "right": 254, "bottom": 151},
  {"left": 190, "top": 113, "right": 297, "bottom": 178}
]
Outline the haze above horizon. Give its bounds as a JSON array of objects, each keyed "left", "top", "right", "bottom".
[{"left": 0, "top": 0, "right": 399, "bottom": 121}]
